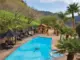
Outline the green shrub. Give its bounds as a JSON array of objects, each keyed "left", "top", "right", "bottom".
[{"left": 0, "top": 10, "right": 40, "bottom": 34}]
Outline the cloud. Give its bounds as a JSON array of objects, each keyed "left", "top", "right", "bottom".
[
  {"left": 40, "top": 0, "right": 55, "bottom": 3},
  {"left": 62, "top": 0, "right": 80, "bottom": 4},
  {"left": 40, "top": 0, "right": 80, "bottom": 4}
]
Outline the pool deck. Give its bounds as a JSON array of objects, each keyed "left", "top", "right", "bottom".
[
  {"left": 0, "top": 34, "right": 67, "bottom": 60},
  {"left": 52, "top": 35, "right": 67, "bottom": 60}
]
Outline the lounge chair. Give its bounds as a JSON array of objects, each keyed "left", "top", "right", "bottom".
[
  {"left": 6, "top": 40, "right": 15, "bottom": 45},
  {"left": 25, "top": 30, "right": 32, "bottom": 36},
  {"left": 25, "top": 32, "right": 29, "bottom": 37},
  {"left": 15, "top": 31, "right": 23, "bottom": 41},
  {"left": 16, "top": 35, "right": 22, "bottom": 41},
  {"left": 28, "top": 31, "right": 33, "bottom": 36},
  {"left": 0, "top": 43, "right": 13, "bottom": 49}
]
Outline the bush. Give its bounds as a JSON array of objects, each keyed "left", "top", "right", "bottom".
[{"left": 0, "top": 10, "right": 40, "bottom": 34}]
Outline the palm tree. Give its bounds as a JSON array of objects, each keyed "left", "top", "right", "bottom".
[
  {"left": 58, "top": 12, "right": 69, "bottom": 24},
  {"left": 67, "top": 3, "right": 80, "bottom": 28},
  {"left": 56, "top": 38, "right": 80, "bottom": 60},
  {"left": 78, "top": 11, "right": 80, "bottom": 16},
  {"left": 76, "top": 24, "right": 80, "bottom": 37}
]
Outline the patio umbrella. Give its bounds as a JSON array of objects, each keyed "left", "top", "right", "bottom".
[
  {"left": 5, "top": 30, "right": 14, "bottom": 38},
  {"left": 5, "top": 30, "right": 16, "bottom": 44}
]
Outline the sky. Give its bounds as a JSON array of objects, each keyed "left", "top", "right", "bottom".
[{"left": 24, "top": 0, "right": 80, "bottom": 13}]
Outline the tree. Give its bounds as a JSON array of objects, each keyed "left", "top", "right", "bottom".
[
  {"left": 57, "top": 25, "right": 74, "bottom": 40},
  {"left": 26, "top": 17, "right": 34, "bottom": 24},
  {"left": 57, "top": 12, "right": 69, "bottom": 24},
  {"left": 0, "top": 10, "right": 28, "bottom": 33},
  {"left": 0, "top": 10, "right": 14, "bottom": 34},
  {"left": 56, "top": 38, "right": 80, "bottom": 60},
  {"left": 78, "top": 10, "right": 80, "bottom": 16},
  {"left": 76, "top": 24, "right": 80, "bottom": 37},
  {"left": 41, "top": 16, "right": 57, "bottom": 27},
  {"left": 67, "top": 3, "right": 80, "bottom": 28}
]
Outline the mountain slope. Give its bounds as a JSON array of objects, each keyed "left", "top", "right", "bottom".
[
  {"left": 39, "top": 11, "right": 54, "bottom": 16},
  {"left": 0, "top": 0, "right": 43, "bottom": 19}
]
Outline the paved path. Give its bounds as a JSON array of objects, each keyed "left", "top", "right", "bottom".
[{"left": 51, "top": 35, "right": 67, "bottom": 60}]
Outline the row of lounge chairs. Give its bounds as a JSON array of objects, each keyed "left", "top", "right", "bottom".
[
  {"left": 0, "top": 27, "right": 37, "bottom": 50},
  {"left": 16, "top": 29, "right": 35, "bottom": 41},
  {"left": 0, "top": 41, "right": 13, "bottom": 49}
]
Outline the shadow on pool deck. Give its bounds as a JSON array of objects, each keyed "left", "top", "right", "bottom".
[{"left": 0, "top": 34, "right": 67, "bottom": 60}]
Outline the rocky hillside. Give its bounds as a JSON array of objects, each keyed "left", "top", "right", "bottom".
[
  {"left": 0, "top": 0, "right": 43, "bottom": 19},
  {"left": 38, "top": 11, "right": 54, "bottom": 16}
]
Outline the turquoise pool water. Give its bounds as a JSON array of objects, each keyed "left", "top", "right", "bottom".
[{"left": 5, "top": 37, "right": 63, "bottom": 60}]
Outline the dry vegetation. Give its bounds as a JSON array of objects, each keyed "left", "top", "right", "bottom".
[{"left": 0, "top": 0, "right": 43, "bottom": 19}]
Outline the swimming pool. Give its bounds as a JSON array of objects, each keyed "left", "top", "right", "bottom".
[{"left": 5, "top": 37, "right": 63, "bottom": 60}]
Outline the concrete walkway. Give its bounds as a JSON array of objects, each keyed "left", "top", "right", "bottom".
[{"left": 51, "top": 35, "right": 67, "bottom": 60}]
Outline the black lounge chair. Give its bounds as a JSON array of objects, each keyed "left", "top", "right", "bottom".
[
  {"left": 1, "top": 43, "right": 13, "bottom": 49},
  {"left": 6, "top": 40, "right": 15, "bottom": 45},
  {"left": 26, "top": 29, "right": 31, "bottom": 36},
  {"left": 25, "top": 32, "right": 29, "bottom": 37},
  {"left": 18, "top": 30, "right": 25, "bottom": 38},
  {"left": 16, "top": 35, "right": 22, "bottom": 41},
  {"left": 15, "top": 31, "right": 22, "bottom": 41}
]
